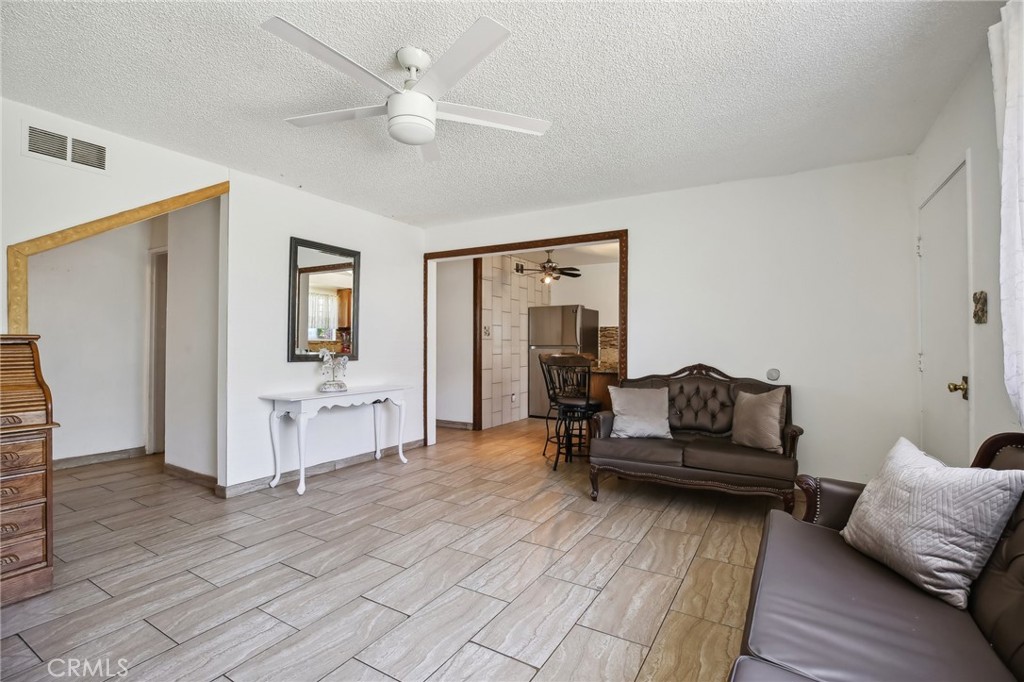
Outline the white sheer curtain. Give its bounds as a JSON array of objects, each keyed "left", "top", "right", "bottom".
[
  {"left": 989, "top": 1, "right": 1024, "bottom": 425},
  {"left": 308, "top": 291, "right": 338, "bottom": 338}
]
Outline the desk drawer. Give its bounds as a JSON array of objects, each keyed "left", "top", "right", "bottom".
[
  {"left": 0, "top": 536, "right": 45, "bottom": 574},
  {"left": 0, "top": 471, "right": 45, "bottom": 508},
  {"left": 0, "top": 503, "right": 45, "bottom": 542},
  {"left": 0, "top": 436, "right": 45, "bottom": 474}
]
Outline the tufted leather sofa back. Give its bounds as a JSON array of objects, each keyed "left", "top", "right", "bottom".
[
  {"left": 669, "top": 377, "right": 734, "bottom": 433},
  {"left": 968, "top": 439, "right": 1024, "bottom": 678},
  {"left": 620, "top": 364, "right": 793, "bottom": 439}
]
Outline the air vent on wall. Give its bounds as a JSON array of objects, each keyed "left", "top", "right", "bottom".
[
  {"left": 27, "top": 126, "right": 68, "bottom": 161},
  {"left": 24, "top": 124, "right": 107, "bottom": 172},
  {"left": 71, "top": 138, "right": 106, "bottom": 170}
]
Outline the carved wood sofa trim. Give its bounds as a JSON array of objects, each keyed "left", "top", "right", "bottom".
[
  {"left": 972, "top": 432, "right": 1024, "bottom": 468},
  {"left": 795, "top": 474, "right": 822, "bottom": 524},
  {"left": 590, "top": 463, "right": 795, "bottom": 512}
]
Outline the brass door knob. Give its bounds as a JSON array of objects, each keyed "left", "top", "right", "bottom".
[{"left": 947, "top": 376, "right": 969, "bottom": 400}]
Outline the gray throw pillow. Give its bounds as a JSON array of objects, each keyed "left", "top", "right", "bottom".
[
  {"left": 609, "top": 386, "right": 672, "bottom": 439},
  {"left": 841, "top": 438, "right": 1024, "bottom": 609},
  {"left": 731, "top": 388, "right": 785, "bottom": 453}
]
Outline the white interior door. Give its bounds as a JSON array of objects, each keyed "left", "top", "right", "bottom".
[{"left": 919, "top": 164, "right": 970, "bottom": 464}]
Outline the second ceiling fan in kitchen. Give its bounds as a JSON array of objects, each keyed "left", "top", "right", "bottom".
[{"left": 514, "top": 250, "right": 581, "bottom": 284}]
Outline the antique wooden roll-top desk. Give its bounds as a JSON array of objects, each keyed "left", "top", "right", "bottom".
[{"left": 1, "top": 335, "right": 58, "bottom": 604}]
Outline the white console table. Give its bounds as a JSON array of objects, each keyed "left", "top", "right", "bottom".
[{"left": 259, "top": 385, "right": 408, "bottom": 495}]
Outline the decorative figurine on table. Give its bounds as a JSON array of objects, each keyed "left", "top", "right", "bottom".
[{"left": 318, "top": 349, "right": 348, "bottom": 392}]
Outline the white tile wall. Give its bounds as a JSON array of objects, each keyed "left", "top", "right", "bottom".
[{"left": 480, "top": 254, "right": 550, "bottom": 429}]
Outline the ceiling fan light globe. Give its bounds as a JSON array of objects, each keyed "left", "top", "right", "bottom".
[
  {"left": 388, "top": 116, "right": 435, "bottom": 145},
  {"left": 386, "top": 90, "right": 437, "bottom": 146}
]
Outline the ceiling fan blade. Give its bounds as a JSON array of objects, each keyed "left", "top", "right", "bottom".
[
  {"left": 557, "top": 266, "right": 581, "bottom": 273},
  {"left": 263, "top": 16, "right": 400, "bottom": 98},
  {"left": 420, "top": 141, "right": 441, "bottom": 163},
  {"left": 436, "top": 102, "right": 551, "bottom": 136},
  {"left": 286, "top": 105, "right": 387, "bottom": 128},
  {"left": 558, "top": 271, "right": 582, "bottom": 278},
  {"left": 411, "top": 17, "right": 509, "bottom": 100}
]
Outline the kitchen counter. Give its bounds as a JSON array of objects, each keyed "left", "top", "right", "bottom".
[{"left": 589, "top": 370, "right": 620, "bottom": 410}]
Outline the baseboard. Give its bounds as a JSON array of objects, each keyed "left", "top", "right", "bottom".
[
  {"left": 436, "top": 420, "right": 473, "bottom": 430},
  {"left": 215, "top": 439, "right": 426, "bottom": 498},
  {"left": 53, "top": 446, "right": 148, "bottom": 470},
  {"left": 163, "top": 462, "right": 217, "bottom": 490}
]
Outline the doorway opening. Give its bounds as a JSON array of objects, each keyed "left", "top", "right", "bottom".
[
  {"left": 425, "top": 230, "right": 628, "bottom": 445},
  {"left": 9, "top": 183, "right": 228, "bottom": 485}
]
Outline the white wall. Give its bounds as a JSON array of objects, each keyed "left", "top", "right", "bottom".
[
  {"left": 549, "top": 262, "right": 620, "bottom": 326},
  {"left": 427, "top": 157, "right": 920, "bottom": 482},
  {"left": 165, "top": 198, "right": 221, "bottom": 477},
  {"left": 27, "top": 220, "right": 152, "bottom": 460},
  {"left": 223, "top": 171, "right": 425, "bottom": 487},
  {"left": 913, "top": 51, "right": 1022, "bottom": 451},
  {"left": 1, "top": 99, "right": 228, "bottom": 329},
  {"left": 2, "top": 100, "right": 425, "bottom": 490},
  {"left": 436, "top": 259, "right": 474, "bottom": 424}
]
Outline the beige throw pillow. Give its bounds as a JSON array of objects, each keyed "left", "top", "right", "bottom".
[
  {"left": 731, "top": 388, "right": 785, "bottom": 453},
  {"left": 609, "top": 386, "right": 672, "bottom": 439},
  {"left": 841, "top": 438, "right": 1024, "bottom": 609}
]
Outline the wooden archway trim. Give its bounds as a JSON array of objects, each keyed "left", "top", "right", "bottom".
[
  {"left": 6, "top": 181, "right": 230, "bottom": 333},
  {"left": 424, "top": 228, "right": 628, "bottom": 434}
]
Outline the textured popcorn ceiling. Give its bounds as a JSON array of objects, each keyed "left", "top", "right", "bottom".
[{"left": 0, "top": 1, "right": 1000, "bottom": 227}]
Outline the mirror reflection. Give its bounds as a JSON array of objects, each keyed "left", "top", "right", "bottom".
[{"left": 288, "top": 237, "right": 360, "bottom": 362}]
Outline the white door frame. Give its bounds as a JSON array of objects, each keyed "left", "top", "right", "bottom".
[{"left": 146, "top": 247, "right": 168, "bottom": 454}]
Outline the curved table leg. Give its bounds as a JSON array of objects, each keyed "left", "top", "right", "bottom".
[
  {"left": 295, "top": 413, "right": 310, "bottom": 495},
  {"left": 372, "top": 402, "right": 383, "bottom": 460},
  {"left": 268, "top": 409, "right": 283, "bottom": 489},
  {"left": 391, "top": 397, "right": 408, "bottom": 464}
]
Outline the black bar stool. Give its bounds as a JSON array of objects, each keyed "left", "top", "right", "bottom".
[{"left": 539, "top": 354, "right": 601, "bottom": 470}]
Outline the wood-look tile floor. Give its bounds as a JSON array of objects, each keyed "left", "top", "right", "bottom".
[{"left": 0, "top": 420, "right": 779, "bottom": 682}]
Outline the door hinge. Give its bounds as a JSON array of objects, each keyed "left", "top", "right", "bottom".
[
  {"left": 917, "top": 353, "right": 924, "bottom": 373},
  {"left": 915, "top": 237, "right": 923, "bottom": 259}
]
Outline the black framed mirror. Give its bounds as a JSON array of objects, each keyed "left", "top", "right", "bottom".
[{"left": 287, "top": 237, "right": 360, "bottom": 362}]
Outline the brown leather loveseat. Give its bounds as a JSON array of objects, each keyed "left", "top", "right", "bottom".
[
  {"left": 589, "top": 364, "right": 803, "bottom": 511},
  {"left": 731, "top": 432, "right": 1024, "bottom": 681}
]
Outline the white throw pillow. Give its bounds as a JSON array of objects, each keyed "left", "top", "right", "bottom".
[
  {"left": 841, "top": 437, "right": 1024, "bottom": 608},
  {"left": 609, "top": 386, "right": 672, "bottom": 439}
]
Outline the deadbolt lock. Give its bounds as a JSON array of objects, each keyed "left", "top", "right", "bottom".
[{"left": 946, "top": 376, "right": 969, "bottom": 400}]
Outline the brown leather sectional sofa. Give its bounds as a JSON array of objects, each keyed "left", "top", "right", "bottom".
[
  {"left": 589, "top": 364, "right": 803, "bottom": 511},
  {"left": 732, "top": 431, "right": 1024, "bottom": 681}
]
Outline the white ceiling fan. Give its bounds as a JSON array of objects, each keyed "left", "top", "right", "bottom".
[{"left": 262, "top": 16, "right": 552, "bottom": 162}]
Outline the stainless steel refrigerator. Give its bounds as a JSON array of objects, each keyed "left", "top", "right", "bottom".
[{"left": 528, "top": 305, "right": 599, "bottom": 417}]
